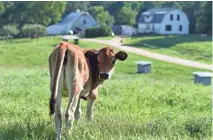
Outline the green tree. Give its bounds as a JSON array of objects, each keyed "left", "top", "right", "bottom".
[
  {"left": 1, "top": 2, "right": 66, "bottom": 26},
  {"left": 64, "top": 1, "right": 89, "bottom": 15},
  {"left": 117, "top": 6, "right": 137, "bottom": 25},
  {"left": 20, "top": 24, "right": 47, "bottom": 37},
  {"left": 0, "top": 2, "right": 5, "bottom": 14},
  {"left": 123, "top": 2, "right": 144, "bottom": 11},
  {"left": 0, "top": 2, "right": 5, "bottom": 27},
  {"left": 88, "top": 6, "right": 114, "bottom": 27},
  {"left": 0, "top": 25, "right": 19, "bottom": 38},
  {"left": 26, "top": 1, "right": 66, "bottom": 25},
  {"left": 1, "top": 2, "right": 26, "bottom": 26},
  {"left": 105, "top": 1, "right": 124, "bottom": 20},
  {"left": 195, "top": 1, "right": 212, "bottom": 34},
  {"left": 162, "top": 1, "right": 182, "bottom": 9},
  {"left": 179, "top": 1, "right": 201, "bottom": 33}
]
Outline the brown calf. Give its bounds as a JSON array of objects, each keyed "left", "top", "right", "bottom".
[{"left": 48, "top": 41, "right": 128, "bottom": 140}]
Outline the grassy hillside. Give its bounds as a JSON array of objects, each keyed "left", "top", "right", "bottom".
[
  {"left": 123, "top": 35, "right": 212, "bottom": 64},
  {"left": 0, "top": 37, "right": 211, "bottom": 140}
]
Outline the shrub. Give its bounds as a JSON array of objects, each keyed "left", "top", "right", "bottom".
[
  {"left": 20, "top": 24, "right": 47, "bottom": 37},
  {"left": 0, "top": 25, "right": 19, "bottom": 38},
  {"left": 85, "top": 26, "right": 112, "bottom": 37}
]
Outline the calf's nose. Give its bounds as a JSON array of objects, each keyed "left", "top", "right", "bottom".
[{"left": 100, "top": 73, "right": 109, "bottom": 80}]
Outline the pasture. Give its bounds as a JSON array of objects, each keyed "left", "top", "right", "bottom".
[
  {"left": 0, "top": 37, "right": 211, "bottom": 140},
  {"left": 123, "top": 35, "right": 212, "bottom": 64}
]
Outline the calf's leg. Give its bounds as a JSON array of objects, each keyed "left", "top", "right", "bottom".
[
  {"left": 74, "top": 99, "right": 82, "bottom": 120},
  {"left": 64, "top": 56, "right": 82, "bottom": 131},
  {"left": 86, "top": 90, "right": 97, "bottom": 120}
]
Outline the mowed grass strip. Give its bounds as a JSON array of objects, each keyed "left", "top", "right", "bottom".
[
  {"left": 0, "top": 37, "right": 211, "bottom": 140},
  {"left": 123, "top": 35, "right": 212, "bottom": 64}
]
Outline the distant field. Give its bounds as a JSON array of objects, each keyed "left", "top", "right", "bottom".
[
  {"left": 0, "top": 37, "right": 211, "bottom": 140},
  {"left": 123, "top": 35, "right": 212, "bottom": 64}
]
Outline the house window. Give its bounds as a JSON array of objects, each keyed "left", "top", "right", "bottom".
[
  {"left": 170, "top": 14, "right": 173, "bottom": 20},
  {"left": 83, "top": 20, "right": 86, "bottom": 24},
  {"left": 177, "top": 14, "right": 180, "bottom": 21},
  {"left": 179, "top": 25, "right": 182, "bottom": 32},
  {"left": 165, "top": 25, "right": 172, "bottom": 31}
]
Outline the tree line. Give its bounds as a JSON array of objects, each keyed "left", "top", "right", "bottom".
[{"left": 0, "top": 1, "right": 212, "bottom": 37}]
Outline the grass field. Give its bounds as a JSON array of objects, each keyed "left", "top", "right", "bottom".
[
  {"left": 123, "top": 35, "right": 212, "bottom": 64},
  {"left": 0, "top": 37, "right": 211, "bottom": 140}
]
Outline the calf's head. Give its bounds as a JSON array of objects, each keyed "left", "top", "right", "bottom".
[{"left": 85, "top": 47, "right": 128, "bottom": 80}]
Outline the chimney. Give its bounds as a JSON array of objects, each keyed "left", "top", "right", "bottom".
[{"left": 76, "top": 9, "right": 80, "bottom": 13}]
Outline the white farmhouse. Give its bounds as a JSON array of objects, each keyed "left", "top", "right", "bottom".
[
  {"left": 138, "top": 8, "right": 189, "bottom": 35},
  {"left": 46, "top": 11, "right": 98, "bottom": 35}
]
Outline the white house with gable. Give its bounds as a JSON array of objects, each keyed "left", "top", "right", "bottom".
[
  {"left": 46, "top": 10, "right": 98, "bottom": 35},
  {"left": 138, "top": 8, "right": 189, "bottom": 35}
]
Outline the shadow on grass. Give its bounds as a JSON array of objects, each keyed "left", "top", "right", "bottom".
[
  {"left": 124, "top": 35, "right": 212, "bottom": 49},
  {"left": 0, "top": 120, "right": 55, "bottom": 140}
]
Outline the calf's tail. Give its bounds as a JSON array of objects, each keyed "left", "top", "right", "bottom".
[{"left": 49, "top": 42, "right": 67, "bottom": 116}]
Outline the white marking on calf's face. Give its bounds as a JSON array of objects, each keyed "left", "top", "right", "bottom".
[
  {"left": 97, "top": 48, "right": 116, "bottom": 80},
  {"left": 99, "top": 68, "right": 114, "bottom": 79}
]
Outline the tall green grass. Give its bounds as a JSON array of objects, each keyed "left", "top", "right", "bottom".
[{"left": 0, "top": 37, "right": 211, "bottom": 139}]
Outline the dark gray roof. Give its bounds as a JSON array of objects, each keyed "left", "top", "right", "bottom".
[{"left": 138, "top": 8, "right": 177, "bottom": 23}]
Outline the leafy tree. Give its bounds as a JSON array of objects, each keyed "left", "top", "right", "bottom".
[
  {"left": 161, "top": 1, "right": 182, "bottom": 9},
  {"left": 140, "top": 1, "right": 163, "bottom": 11},
  {"left": 196, "top": 1, "right": 212, "bottom": 34},
  {"left": 88, "top": 6, "right": 114, "bottom": 27},
  {"left": 97, "top": 11, "right": 114, "bottom": 27},
  {"left": 0, "top": 2, "right": 5, "bottom": 14},
  {"left": 179, "top": 1, "right": 201, "bottom": 33},
  {"left": 0, "top": 25, "right": 19, "bottom": 37},
  {"left": 64, "top": 1, "right": 89, "bottom": 15},
  {"left": 1, "top": 2, "right": 26, "bottom": 26},
  {"left": 0, "top": 2, "right": 5, "bottom": 27},
  {"left": 105, "top": 1, "right": 124, "bottom": 19},
  {"left": 20, "top": 24, "right": 47, "bottom": 37},
  {"left": 88, "top": 6, "right": 104, "bottom": 19},
  {"left": 1, "top": 2, "right": 66, "bottom": 26},
  {"left": 202, "top": 1, "right": 212, "bottom": 34},
  {"left": 90, "top": 1, "right": 108, "bottom": 7},
  {"left": 26, "top": 2, "right": 66, "bottom": 25},
  {"left": 123, "top": 2, "right": 144, "bottom": 11},
  {"left": 117, "top": 6, "right": 137, "bottom": 25}
]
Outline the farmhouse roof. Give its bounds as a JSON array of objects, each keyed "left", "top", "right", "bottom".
[
  {"left": 138, "top": 8, "right": 177, "bottom": 23},
  {"left": 59, "top": 12, "right": 86, "bottom": 25},
  {"left": 46, "top": 11, "right": 97, "bottom": 35}
]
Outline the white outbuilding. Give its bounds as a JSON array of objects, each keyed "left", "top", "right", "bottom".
[
  {"left": 138, "top": 8, "right": 189, "bottom": 35},
  {"left": 46, "top": 11, "right": 98, "bottom": 35}
]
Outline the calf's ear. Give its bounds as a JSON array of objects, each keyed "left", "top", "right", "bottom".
[
  {"left": 85, "top": 49, "right": 99, "bottom": 59},
  {"left": 115, "top": 51, "right": 128, "bottom": 61}
]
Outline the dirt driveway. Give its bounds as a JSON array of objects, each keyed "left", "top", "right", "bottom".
[{"left": 82, "top": 37, "right": 212, "bottom": 71}]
